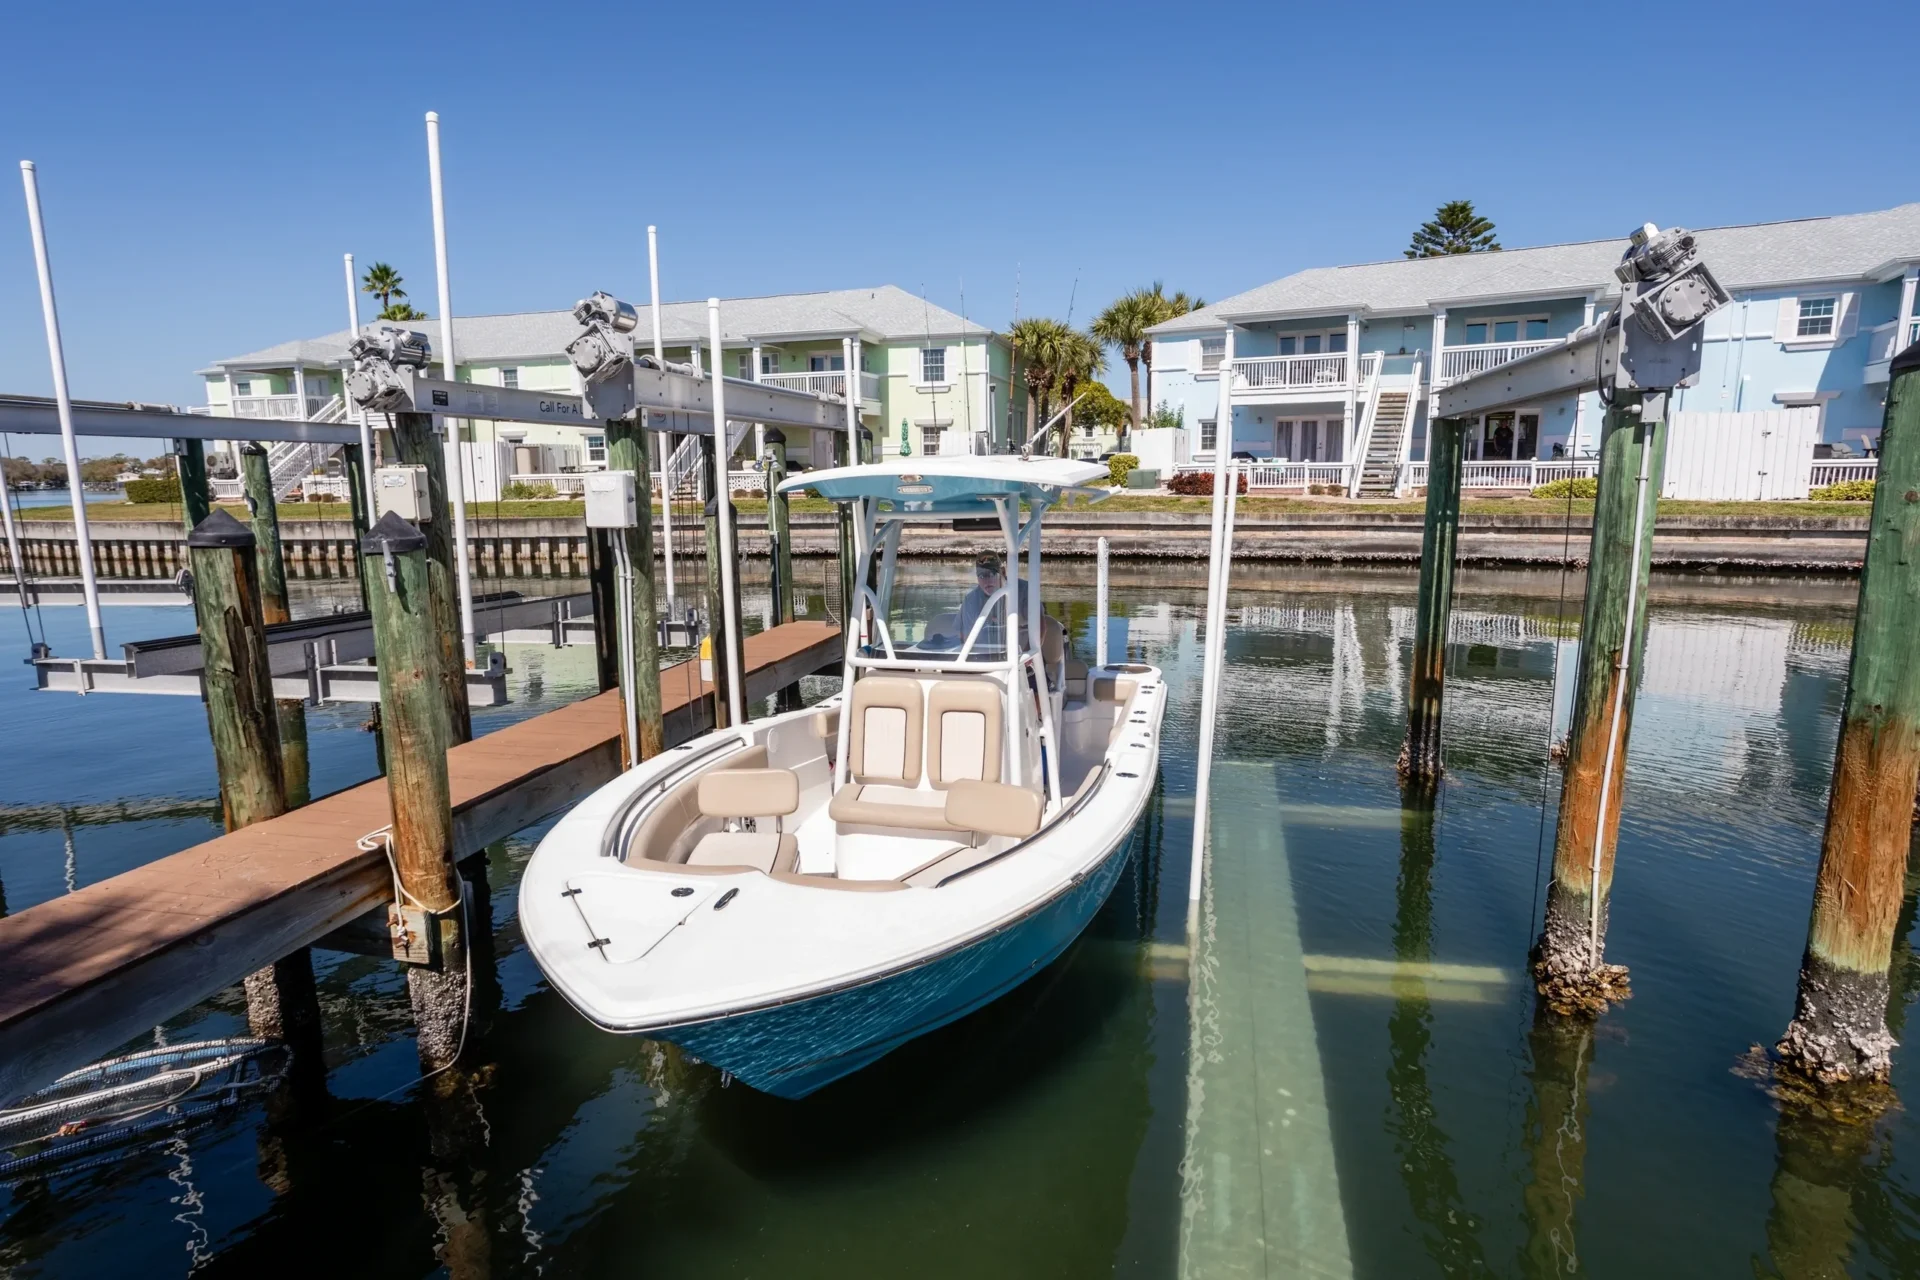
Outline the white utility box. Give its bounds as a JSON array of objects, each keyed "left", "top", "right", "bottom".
[
  {"left": 374, "top": 465, "right": 432, "bottom": 522},
  {"left": 584, "top": 470, "right": 640, "bottom": 529}
]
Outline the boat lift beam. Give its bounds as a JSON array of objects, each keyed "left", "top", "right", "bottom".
[{"left": 0, "top": 395, "right": 358, "bottom": 445}]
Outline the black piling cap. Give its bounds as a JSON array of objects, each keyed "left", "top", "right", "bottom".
[
  {"left": 240, "top": 441, "right": 268, "bottom": 457},
  {"left": 1893, "top": 336, "right": 1920, "bottom": 378},
  {"left": 186, "top": 507, "right": 256, "bottom": 550},
  {"left": 361, "top": 510, "right": 428, "bottom": 556},
  {"left": 763, "top": 427, "right": 786, "bottom": 445}
]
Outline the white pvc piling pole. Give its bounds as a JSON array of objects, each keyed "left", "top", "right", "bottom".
[
  {"left": 344, "top": 252, "right": 375, "bottom": 497},
  {"left": 0, "top": 466, "right": 27, "bottom": 610},
  {"left": 649, "top": 224, "right": 676, "bottom": 616},
  {"left": 843, "top": 337, "right": 859, "bottom": 459},
  {"left": 1095, "top": 536, "right": 1110, "bottom": 668},
  {"left": 19, "top": 162, "right": 105, "bottom": 660},
  {"left": 709, "top": 299, "right": 746, "bottom": 726},
  {"left": 1187, "top": 329, "right": 1236, "bottom": 901},
  {"left": 425, "top": 111, "right": 476, "bottom": 664}
]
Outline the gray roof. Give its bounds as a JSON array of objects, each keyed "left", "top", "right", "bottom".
[
  {"left": 205, "top": 284, "right": 990, "bottom": 371},
  {"left": 1150, "top": 202, "right": 1920, "bottom": 334}
]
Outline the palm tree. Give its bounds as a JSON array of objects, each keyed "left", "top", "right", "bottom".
[
  {"left": 379, "top": 301, "right": 429, "bottom": 322},
  {"left": 1090, "top": 290, "right": 1159, "bottom": 440},
  {"left": 1008, "top": 318, "right": 1068, "bottom": 447},
  {"left": 1053, "top": 329, "right": 1107, "bottom": 458},
  {"left": 361, "top": 262, "right": 408, "bottom": 314},
  {"left": 1140, "top": 283, "right": 1205, "bottom": 425},
  {"left": 1405, "top": 201, "right": 1500, "bottom": 258}
]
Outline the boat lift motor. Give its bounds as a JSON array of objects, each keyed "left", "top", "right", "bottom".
[
  {"left": 345, "top": 324, "right": 433, "bottom": 413},
  {"left": 568, "top": 292, "right": 642, "bottom": 421}
]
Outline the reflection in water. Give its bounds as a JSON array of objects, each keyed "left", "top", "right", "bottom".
[
  {"left": 1520, "top": 1013, "right": 1594, "bottom": 1278},
  {"left": 1387, "top": 785, "right": 1489, "bottom": 1274}
]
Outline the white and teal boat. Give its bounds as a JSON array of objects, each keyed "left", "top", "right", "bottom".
[{"left": 519, "top": 456, "right": 1165, "bottom": 1098}]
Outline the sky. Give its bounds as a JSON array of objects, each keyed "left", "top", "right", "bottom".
[{"left": 0, "top": 0, "right": 1910, "bottom": 458}]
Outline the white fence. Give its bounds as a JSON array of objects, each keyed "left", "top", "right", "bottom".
[
  {"left": 1663, "top": 409, "right": 1821, "bottom": 501},
  {"left": 1402, "top": 459, "right": 1599, "bottom": 491},
  {"left": 759, "top": 370, "right": 882, "bottom": 401},
  {"left": 1175, "top": 461, "right": 1355, "bottom": 490},
  {"left": 1229, "top": 351, "right": 1379, "bottom": 393},
  {"left": 1808, "top": 459, "right": 1878, "bottom": 487}
]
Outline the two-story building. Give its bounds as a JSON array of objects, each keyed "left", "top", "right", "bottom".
[
  {"left": 197, "top": 285, "right": 1015, "bottom": 498},
  {"left": 1141, "top": 203, "right": 1920, "bottom": 498}
]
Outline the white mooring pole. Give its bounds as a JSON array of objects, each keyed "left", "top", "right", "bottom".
[
  {"left": 19, "top": 161, "right": 105, "bottom": 661},
  {"left": 425, "top": 111, "right": 476, "bottom": 665},
  {"left": 1095, "top": 535, "right": 1110, "bottom": 668},
  {"left": 1188, "top": 328, "right": 1237, "bottom": 902},
  {"left": 343, "top": 252, "right": 375, "bottom": 497},
  {"left": 709, "top": 299, "right": 746, "bottom": 725},
  {"left": 650, "top": 224, "right": 677, "bottom": 617}
]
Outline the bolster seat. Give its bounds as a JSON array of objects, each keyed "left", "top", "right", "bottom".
[{"left": 685, "top": 767, "right": 801, "bottom": 873}]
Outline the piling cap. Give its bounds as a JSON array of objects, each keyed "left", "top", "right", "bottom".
[
  {"left": 239, "top": 441, "right": 267, "bottom": 457},
  {"left": 1893, "top": 336, "right": 1920, "bottom": 378},
  {"left": 186, "top": 507, "right": 256, "bottom": 550},
  {"left": 764, "top": 427, "right": 786, "bottom": 445},
  {"left": 361, "top": 510, "right": 428, "bottom": 556}
]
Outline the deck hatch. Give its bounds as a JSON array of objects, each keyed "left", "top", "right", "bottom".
[{"left": 564, "top": 874, "right": 715, "bottom": 963}]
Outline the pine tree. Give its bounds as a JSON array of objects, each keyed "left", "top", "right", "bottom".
[{"left": 1406, "top": 201, "right": 1500, "bottom": 258}]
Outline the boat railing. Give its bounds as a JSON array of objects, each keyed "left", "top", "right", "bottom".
[
  {"left": 931, "top": 758, "right": 1113, "bottom": 888},
  {"left": 599, "top": 734, "right": 756, "bottom": 861}
]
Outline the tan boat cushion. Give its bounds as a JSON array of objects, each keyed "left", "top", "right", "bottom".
[
  {"left": 811, "top": 707, "right": 839, "bottom": 740},
  {"left": 686, "top": 830, "right": 800, "bottom": 874},
  {"left": 697, "top": 767, "right": 799, "bottom": 820},
  {"left": 847, "top": 676, "right": 923, "bottom": 786},
  {"left": 828, "top": 782, "right": 965, "bottom": 832},
  {"left": 944, "top": 780, "right": 1043, "bottom": 839},
  {"left": 627, "top": 744, "right": 766, "bottom": 864},
  {"left": 1092, "top": 677, "right": 1136, "bottom": 704},
  {"left": 1065, "top": 658, "right": 1089, "bottom": 699},
  {"left": 925, "top": 680, "right": 1003, "bottom": 788}
]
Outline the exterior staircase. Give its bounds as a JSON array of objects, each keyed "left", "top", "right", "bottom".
[
  {"left": 267, "top": 395, "right": 345, "bottom": 499},
  {"left": 1356, "top": 390, "right": 1413, "bottom": 497},
  {"left": 664, "top": 419, "right": 754, "bottom": 495}
]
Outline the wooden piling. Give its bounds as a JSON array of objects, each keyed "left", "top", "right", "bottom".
[
  {"left": 388, "top": 411, "right": 473, "bottom": 745},
  {"left": 1398, "top": 416, "right": 1467, "bottom": 783},
  {"left": 176, "top": 438, "right": 211, "bottom": 533},
  {"left": 361, "top": 512, "right": 467, "bottom": 1072},
  {"left": 606, "top": 415, "right": 665, "bottom": 764},
  {"left": 240, "top": 443, "right": 311, "bottom": 808},
  {"left": 585, "top": 528, "right": 620, "bottom": 692},
  {"left": 185, "top": 510, "right": 321, "bottom": 1051},
  {"left": 1777, "top": 350, "right": 1920, "bottom": 1084},
  {"left": 1533, "top": 394, "right": 1664, "bottom": 1014},
  {"left": 765, "top": 427, "right": 804, "bottom": 713}
]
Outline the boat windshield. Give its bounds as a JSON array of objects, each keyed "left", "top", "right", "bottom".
[{"left": 868, "top": 554, "right": 1033, "bottom": 664}]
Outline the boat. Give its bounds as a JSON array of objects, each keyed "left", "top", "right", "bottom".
[{"left": 518, "top": 455, "right": 1166, "bottom": 1098}]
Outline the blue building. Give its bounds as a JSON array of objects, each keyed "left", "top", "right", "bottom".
[{"left": 1141, "top": 203, "right": 1920, "bottom": 497}]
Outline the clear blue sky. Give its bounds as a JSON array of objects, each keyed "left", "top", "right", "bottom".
[{"left": 0, "top": 0, "right": 1907, "bottom": 458}]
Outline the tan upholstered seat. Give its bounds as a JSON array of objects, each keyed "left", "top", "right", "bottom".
[
  {"left": 846, "top": 676, "right": 923, "bottom": 786},
  {"left": 685, "top": 767, "right": 802, "bottom": 873},
  {"left": 829, "top": 782, "right": 966, "bottom": 832},
  {"left": 945, "top": 779, "right": 1044, "bottom": 838},
  {"left": 925, "top": 680, "right": 1003, "bottom": 788},
  {"left": 1064, "top": 658, "right": 1089, "bottom": 700}
]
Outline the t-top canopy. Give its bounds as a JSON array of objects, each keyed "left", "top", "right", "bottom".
[{"left": 776, "top": 455, "right": 1110, "bottom": 514}]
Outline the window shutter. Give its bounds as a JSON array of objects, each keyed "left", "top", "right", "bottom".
[
  {"left": 1774, "top": 297, "right": 1799, "bottom": 342},
  {"left": 1837, "top": 292, "right": 1860, "bottom": 340}
]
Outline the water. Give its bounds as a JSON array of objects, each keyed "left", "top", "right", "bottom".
[{"left": 2, "top": 560, "right": 1915, "bottom": 1277}]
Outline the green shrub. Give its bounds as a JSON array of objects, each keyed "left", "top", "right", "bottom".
[
  {"left": 1531, "top": 476, "right": 1598, "bottom": 500},
  {"left": 502, "top": 480, "right": 559, "bottom": 500},
  {"left": 123, "top": 476, "right": 182, "bottom": 504},
  {"left": 1810, "top": 479, "right": 1875, "bottom": 501},
  {"left": 1107, "top": 453, "right": 1140, "bottom": 487}
]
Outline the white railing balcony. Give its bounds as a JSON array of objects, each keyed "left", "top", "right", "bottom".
[
  {"left": 206, "top": 394, "right": 336, "bottom": 420},
  {"left": 1229, "top": 352, "right": 1376, "bottom": 394},
  {"left": 1809, "top": 459, "right": 1878, "bottom": 487},
  {"left": 1436, "top": 340, "right": 1560, "bottom": 387},
  {"left": 1402, "top": 459, "right": 1599, "bottom": 492},
  {"left": 1864, "top": 320, "right": 1920, "bottom": 381},
  {"left": 759, "top": 370, "right": 882, "bottom": 402}
]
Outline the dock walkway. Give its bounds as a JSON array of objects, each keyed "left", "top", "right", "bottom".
[{"left": 0, "top": 620, "right": 841, "bottom": 1102}]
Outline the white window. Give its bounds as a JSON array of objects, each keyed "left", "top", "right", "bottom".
[
  {"left": 737, "top": 352, "right": 752, "bottom": 378},
  {"left": 1796, "top": 297, "right": 1837, "bottom": 338},
  {"left": 920, "top": 425, "right": 946, "bottom": 455},
  {"left": 1200, "top": 336, "right": 1226, "bottom": 372},
  {"left": 500, "top": 367, "right": 519, "bottom": 389},
  {"left": 760, "top": 352, "right": 779, "bottom": 375},
  {"left": 921, "top": 347, "right": 947, "bottom": 383},
  {"left": 809, "top": 354, "right": 845, "bottom": 372},
  {"left": 1463, "top": 315, "right": 1550, "bottom": 345},
  {"left": 1199, "top": 418, "right": 1217, "bottom": 451},
  {"left": 586, "top": 434, "right": 606, "bottom": 464},
  {"left": 234, "top": 379, "right": 253, "bottom": 396}
]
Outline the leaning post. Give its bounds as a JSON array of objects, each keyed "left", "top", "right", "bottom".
[
  {"left": 1777, "top": 347, "right": 1920, "bottom": 1086},
  {"left": 361, "top": 511, "right": 468, "bottom": 1072},
  {"left": 185, "top": 510, "right": 321, "bottom": 1054},
  {"left": 1533, "top": 392, "right": 1664, "bottom": 1014},
  {"left": 606, "top": 414, "right": 665, "bottom": 763},
  {"left": 1398, "top": 416, "right": 1468, "bottom": 783},
  {"left": 241, "top": 443, "right": 310, "bottom": 807},
  {"left": 388, "top": 410, "right": 473, "bottom": 744}
]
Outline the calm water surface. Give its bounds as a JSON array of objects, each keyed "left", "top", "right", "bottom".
[{"left": 1, "top": 559, "right": 1913, "bottom": 1278}]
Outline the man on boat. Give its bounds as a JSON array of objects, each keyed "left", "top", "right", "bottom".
[{"left": 954, "top": 552, "right": 1032, "bottom": 652}]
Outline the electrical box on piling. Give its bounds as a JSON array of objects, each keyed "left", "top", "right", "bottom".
[
  {"left": 374, "top": 465, "right": 432, "bottom": 523},
  {"left": 585, "top": 471, "right": 640, "bottom": 529}
]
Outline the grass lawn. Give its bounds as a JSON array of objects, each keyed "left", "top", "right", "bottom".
[{"left": 16, "top": 494, "right": 1872, "bottom": 524}]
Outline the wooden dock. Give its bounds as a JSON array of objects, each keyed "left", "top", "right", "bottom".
[{"left": 0, "top": 620, "right": 841, "bottom": 1102}]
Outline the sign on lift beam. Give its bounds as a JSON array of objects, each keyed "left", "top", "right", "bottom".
[{"left": 385, "top": 366, "right": 848, "bottom": 434}]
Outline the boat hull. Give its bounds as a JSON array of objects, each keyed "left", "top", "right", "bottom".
[{"left": 656, "top": 829, "right": 1140, "bottom": 1099}]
